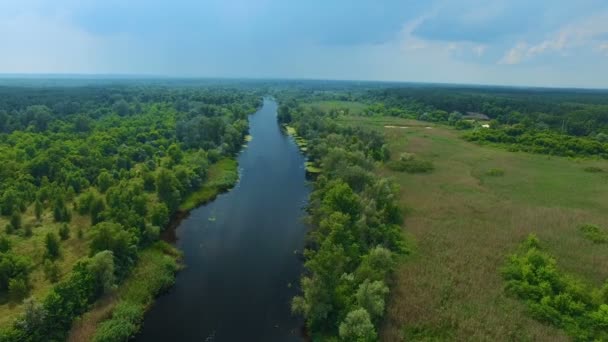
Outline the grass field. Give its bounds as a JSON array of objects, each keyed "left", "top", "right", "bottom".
[
  {"left": 305, "top": 100, "right": 368, "bottom": 115},
  {"left": 339, "top": 116, "right": 608, "bottom": 341}
]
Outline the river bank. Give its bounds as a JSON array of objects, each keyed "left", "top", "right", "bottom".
[{"left": 137, "top": 98, "right": 309, "bottom": 341}]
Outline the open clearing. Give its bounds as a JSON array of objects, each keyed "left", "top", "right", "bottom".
[{"left": 339, "top": 116, "right": 608, "bottom": 341}]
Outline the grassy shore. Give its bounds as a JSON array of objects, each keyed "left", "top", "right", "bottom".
[
  {"left": 68, "top": 242, "right": 181, "bottom": 341},
  {"left": 179, "top": 158, "right": 238, "bottom": 212},
  {"left": 339, "top": 116, "right": 608, "bottom": 341}
]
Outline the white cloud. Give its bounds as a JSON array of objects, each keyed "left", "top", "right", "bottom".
[
  {"left": 499, "top": 11, "right": 608, "bottom": 64},
  {"left": 473, "top": 45, "right": 486, "bottom": 57},
  {"left": 499, "top": 43, "right": 527, "bottom": 64}
]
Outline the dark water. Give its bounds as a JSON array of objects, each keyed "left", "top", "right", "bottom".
[{"left": 136, "top": 98, "right": 308, "bottom": 341}]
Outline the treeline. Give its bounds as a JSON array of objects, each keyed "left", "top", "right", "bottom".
[
  {"left": 279, "top": 99, "right": 406, "bottom": 341},
  {"left": 358, "top": 86, "right": 608, "bottom": 138},
  {"left": 0, "top": 85, "right": 260, "bottom": 340},
  {"left": 463, "top": 125, "right": 608, "bottom": 158}
]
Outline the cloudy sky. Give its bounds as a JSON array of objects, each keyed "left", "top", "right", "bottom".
[{"left": 1, "top": 0, "right": 608, "bottom": 88}]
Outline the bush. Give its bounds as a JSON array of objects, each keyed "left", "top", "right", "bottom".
[
  {"left": 338, "top": 308, "right": 377, "bottom": 342},
  {"left": 386, "top": 158, "right": 434, "bottom": 173},
  {"left": 44, "top": 232, "right": 61, "bottom": 259},
  {"left": 503, "top": 235, "right": 608, "bottom": 340},
  {"left": 93, "top": 302, "right": 144, "bottom": 342},
  {"left": 43, "top": 260, "right": 60, "bottom": 283},
  {"left": 485, "top": 168, "right": 505, "bottom": 176},
  {"left": 59, "top": 224, "right": 70, "bottom": 240},
  {"left": 580, "top": 224, "right": 608, "bottom": 243},
  {"left": 8, "top": 277, "right": 29, "bottom": 301},
  {"left": 0, "top": 236, "right": 11, "bottom": 252},
  {"left": 583, "top": 166, "right": 604, "bottom": 173}
]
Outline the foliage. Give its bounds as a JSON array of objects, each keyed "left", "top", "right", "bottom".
[
  {"left": 579, "top": 224, "right": 608, "bottom": 244},
  {"left": 464, "top": 126, "right": 608, "bottom": 158},
  {"left": 503, "top": 235, "right": 608, "bottom": 341},
  {"left": 93, "top": 302, "right": 143, "bottom": 342},
  {"left": 386, "top": 158, "right": 434, "bottom": 173},
  {"left": 44, "top": 232, "right": 60, "bottom": 260},
  {"left": 280, "top": 97, "right": 405, "bottom": 339},
  {"left": 338, "top": 308, "right": 377, "bottom": 342}
]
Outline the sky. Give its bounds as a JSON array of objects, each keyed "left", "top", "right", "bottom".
[{"left": 1, "top": 0, "right": 608, "bottom": 88}]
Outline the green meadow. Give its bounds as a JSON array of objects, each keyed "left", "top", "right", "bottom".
[{"left": 338, "top": 116, "right": 608, "bottom": 341}]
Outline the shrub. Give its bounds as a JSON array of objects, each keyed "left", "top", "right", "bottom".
[
  {"left": 583, "top": 166, "right": 604, "bottom": 173},
  {"left": 386, "top": 158, "right": 434, "bottom": 173},
  {"left": 580, "top": 224, "right": 608, "bottom": 243},
  {"left": 44, "top": 232, "right": 61, "bottom": 259},
  {"left": 93, "top": 302, "right": 144, "bottom": 342},
  {"left": 503, "top": 235, "right": 608, "bottom": 340},
  {"left": 59, "top": 224, "right": 70, "bottom": 240},
  {"left": 10, "top": 211, "right": 21, "bottom": 230},
  {"left": 8, "top": 277, "right": 29, "bottom": 301},
  {"left": 43, "top": 260, "right": 60, "bottom": 283},
  {"left": 338, "top": 308, "right": 376, "bottom": 342},
  {"left": 23, "top": 225, "right": 32, "bottom": 238},
  {"left": 0, "top": 236, "right": 11, "bottom": 252},
  {"left": 485, "top": 168, "right": 505, "bottom": 176}
]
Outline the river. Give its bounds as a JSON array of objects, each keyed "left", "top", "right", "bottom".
[{"left": 137, "top": 98, "right": 309, "bottom": 341}]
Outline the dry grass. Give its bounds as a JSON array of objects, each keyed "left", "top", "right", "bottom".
[
  {"left": 340, "top": 116, "right": 608, "bottom": 341},
  {"left": 0, "top": 206, "right": 93, "bottom": 327}
]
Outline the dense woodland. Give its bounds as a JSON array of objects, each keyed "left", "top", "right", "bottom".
[
  {"left": 278, "top": 97, "right": 406, "bottom": 341},
  {"left": 0, "top": 82, "right": 260, "bottom": 341}
]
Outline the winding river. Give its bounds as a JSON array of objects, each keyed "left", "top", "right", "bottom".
[{"left": 137, "top": 98, "right": 308, "bottom": 341}]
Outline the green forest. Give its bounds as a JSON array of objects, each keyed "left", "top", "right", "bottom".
[
  {"left": 0, "top": 82, "right": 260, "bottom": 341},
  {"left": 1, "top": 79, "right": 608, "bottom": 341}
]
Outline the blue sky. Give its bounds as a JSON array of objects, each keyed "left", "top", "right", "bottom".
[{"left": 1, "top": 0, "right": 608, "bottom": 88}]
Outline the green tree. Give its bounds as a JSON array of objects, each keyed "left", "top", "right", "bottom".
[
  {"left": 43, "top": 260, "right": 60, "bottom": 282},
  {"left": 338, "top": 308, "right": 376, "bottom": 342},
  {"left": 97, "top": 171, "right": 113, "bottom": 193},
  {"left": 16, "top": 298, "right": 47, "bottom": 334},
  {"left": 34, "top": 199, "right": 43, "bottom": 221},
  {"left": 10, "top": 211, "right": 21, "bottom": 230},
  {"left": 155, "top": 169, "right": 181, "bottom": 211},
  {"left": 59, "top": 224, "right": 70, "bottom": 240},
  {"left": 87, "top": 250, "right": 116, "bottom": 295},
  {"left": 44, "top": 232, "right": 60, "bottom": 259},
  {"left": 355, "top": 280, "right": 389, "bottom": 319},
  {"left": 89, "top": 222, "right": 137, "bottom": 277},
  {"left": 0, "top": 236, "right": 11, "bottom": 252},
  {"left": 150, "top": 203, "right": 169, "bottom": 228},
  {"left": 8, "top": 277, "right": 29, "bottom": 301}
]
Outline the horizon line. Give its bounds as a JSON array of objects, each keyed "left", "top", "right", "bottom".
[{"left": 0, "top": 73, "right": 606, "bottom": 91}]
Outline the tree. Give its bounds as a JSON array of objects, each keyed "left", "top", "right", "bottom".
[
  {"left": 97, "top": 171, "right": 113, "bottom": 193},
  {"left": 34, "top": 199, "right": 43, "bottom": 221},
  {"left": 338, "top": 308, "right": 376, "bottom": 342},
  {"left": 155, "top": 169, "right": 181, "bottom": 211},
  {"left": 90, "top": 196, "right": 106, "bottom": 225},
  {"left": 150, "top": 203, "right": 169, "bottom": 228},
  {"left": 16, "top": 298, "right": 47, "bottom": 334},
  {"left": 87, "top": 251, "right": 116, "bottom": 295},
  {"left": 355, "top": 280, "right": 389, "bottom": 319},
  {"left": 44, "top": 232, "right": 60, "bottom": 259},
  {"left": 113, "top": 100, "right": 130, "bottom": 116},
  {"left": 0, "top": 235, "right": 11, "bottom": 252},
  {"left": 59, "top": 224, "right": 70, "bottom": 240},
  {"left": 10, "top": 211, "right": 21, "bottom": 230},
  {"left": 43, "top": 260, "right": 60, "bottom": 282},
  {"left": 89, "top": 222, "right": 137, "bottom": 277},
  {"left": 8, "top": 277, "right": 29, "bottom": 301}
]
